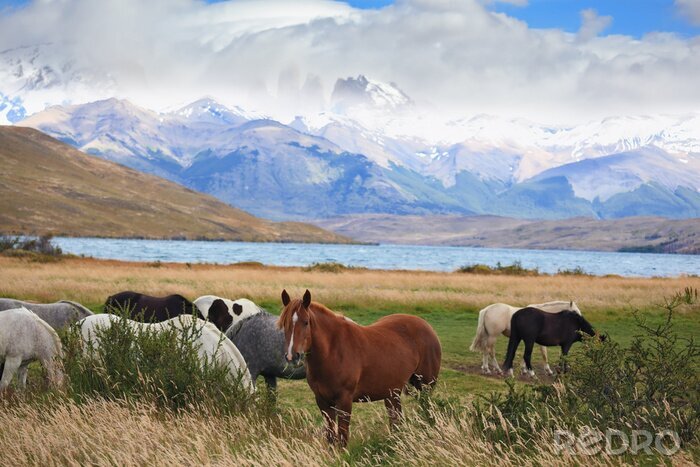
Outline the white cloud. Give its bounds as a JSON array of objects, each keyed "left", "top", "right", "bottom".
[
  {"left": 676, "top": 0, "right": 700, "bottom": 25},
  {"left": 577, "top": 8, "right": 612, "bottom": 41},
  {"left": 0, "top": 0, "right": 699, "bottom": 124}
]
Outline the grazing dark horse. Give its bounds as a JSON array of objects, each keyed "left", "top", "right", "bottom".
[
  {"left": 104, "top": 291, "right": 232, "bottom": 333},
  {"left": 226, "top": 309, "right": 306, "bottom": 391},
  {"left": 502, "top": 307, "right": 601, "bottom": 377},
  {"left": 278, "top": 289, "right": 441, "bottom": 447}
]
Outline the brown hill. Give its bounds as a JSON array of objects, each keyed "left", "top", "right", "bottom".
[
  {"left": 0, "top": 126, "right": 351, "bottom": 243},
  {"left": 313, "top": 214, "right": 700, "bottom": 254}
]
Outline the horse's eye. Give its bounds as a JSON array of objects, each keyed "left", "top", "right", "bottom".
[{"left": 303, "top": 320, "right": 309, "bottom": 326}]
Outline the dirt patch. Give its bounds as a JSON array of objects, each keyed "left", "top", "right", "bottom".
[{"left": 448, "top": 362, "right": 557, "bottom": 384}]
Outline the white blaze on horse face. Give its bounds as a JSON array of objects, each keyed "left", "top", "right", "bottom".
[{"left": 287, "top": 312, "right": 298, "bottom": 361}]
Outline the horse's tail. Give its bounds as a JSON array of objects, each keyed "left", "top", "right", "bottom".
[
  {"left": 502, "top": 320, "right": 520, "bottom": 371},
  {"left": 469, "top": 307, "right": 489, "bottom": 352}
]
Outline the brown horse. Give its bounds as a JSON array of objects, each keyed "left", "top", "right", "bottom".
[{"left": 278, "top": 289, "right": 441, "bottom": 447}]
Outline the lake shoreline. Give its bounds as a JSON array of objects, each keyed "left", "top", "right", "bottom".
[{"left": 5, "top": 241, "right": 699, "bottom": 279}]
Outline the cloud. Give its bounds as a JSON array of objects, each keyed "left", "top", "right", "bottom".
[
  {"left": 676, "top": 0, "right": 700, "bottom": 25},
  {"left": 0, "top": 0, "right": 699, "bottom": 124},
  {"left": 577, "top": 8, "right": 613, "bottom": 41}
]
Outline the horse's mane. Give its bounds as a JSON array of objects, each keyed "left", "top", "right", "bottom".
[
  {"left": 227, "top": 308, "right": 272, "bottom": 338},
  {"left": 279, "top": 300, "right": 354, "bottom": 331},
  {"left": 59, "top": 300, "right": 94, "bottom": 315},
  {"left": 168, "top": 294, "right": 192, "bottom": 303}
]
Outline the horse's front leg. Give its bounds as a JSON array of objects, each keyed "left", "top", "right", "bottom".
[
  {"left": 315, "top": 395, "right": 337, "bottom": 444},
  {"left": 0, "top": 355, "right": 22, "bottom": 391},
  {"left": 384, "top": 390, "right": 402, "bottom": 431},
  {"left": 540, "top": 346, "right": 554, "bottom": 375},
  {"left": 263, "top": 375, "right": 277, "bottom": 391},
  {"left": 335, "top": 395, "right": 353, "bottom": 448},
  {"left": 17, "top": 364, "right": 29, "bottom": 388},
  {"left": 559, "top": 343, "right": 573, "bottom": 373},
  {"left": 523, "top": 340, "right": 536, "bottom": 378}
]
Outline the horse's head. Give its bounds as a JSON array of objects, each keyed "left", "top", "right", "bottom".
[
  {"left": 569, "top": 300, "right": 582, "bottom": 315},
  {"left": 208, "top": 299, "right": 234, "bottom": 332},
  {"left": 278, "top": 289, "right": 312, "bottom": 367},
  {"left": 575, "top": 313, "right": 602, "bottom": 339}
]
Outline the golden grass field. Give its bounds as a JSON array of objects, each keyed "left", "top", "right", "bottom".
[
  {"left": 1, "top": 255, "right": 699, "bottom": 465},
  {"left": 2, "top": 255, "right": 695, "bottom": 312}
]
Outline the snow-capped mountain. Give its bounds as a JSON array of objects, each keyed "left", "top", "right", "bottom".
[
  {"left": 17, "top": 95, "right": 700, "bottom": 220},
  {"left": 331, "top": 75, "right": 413, "bottom": 112},
  {"left": 0, "top": 44, "right": 115, "bottom": 124}
]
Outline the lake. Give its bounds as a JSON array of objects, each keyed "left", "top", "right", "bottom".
[{"left": 52, "top": 237, "right": 699, "bottom": 277}]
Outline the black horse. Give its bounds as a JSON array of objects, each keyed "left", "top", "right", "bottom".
[
  {"left": 104, "top": 291, "right": 232, "bottom": 332},
  {"left": 502, "top": 307, "right": 601, "bottom": 377}
]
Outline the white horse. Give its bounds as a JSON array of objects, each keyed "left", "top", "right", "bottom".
[
  {"left": 194, "top": 296, "right": 263, "bottom": 324},
  {"left": 0, "top": 307, "right": 64, "bottom": 391},
  {"left": 78, "top": 314, "right": 254, "bottom": 393},
  {"left": 470, "top": 301, "right": 582, "bottom": 376}
]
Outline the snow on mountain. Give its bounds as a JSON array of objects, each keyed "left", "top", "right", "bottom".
[
  {"left": 0, "top": 44, "right": 115, "bottom": 119},
  {"left": 532, "top": 147, "right": 700, "bottom": 202},
  {"left": 331, "top": 75, "right": 412, "bottom": 113},
  {"left": 172, "top": 97, "right": 257, "bottom": 126}
]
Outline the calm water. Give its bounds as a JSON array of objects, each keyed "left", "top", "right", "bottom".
[{"left": 52, "top": 237, "right": 699, "bottom": 277}]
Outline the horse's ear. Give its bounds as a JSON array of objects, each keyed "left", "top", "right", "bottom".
[
  {"left": 232, "top": 303, "right": 243, "bottom": 316},
  {"left": 282, "top": 289, "right": 290, "bottom": 306},
  {"left": 303, "top": 289, "right": 311, "bottom": 308}
]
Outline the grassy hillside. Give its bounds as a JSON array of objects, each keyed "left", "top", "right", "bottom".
[
  {"left": 314, "top": 214, "right": 700, "bottom": 254},
  {"left": 0, "top": 126, "right": 350, "bottom": 243}
]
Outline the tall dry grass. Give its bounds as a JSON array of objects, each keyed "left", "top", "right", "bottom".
[
  {"left": 1, "top": 256, "right": 697, "bottom": 313},
  {"left": 6, "top": 397, "right": 690, "bottom": 466}
]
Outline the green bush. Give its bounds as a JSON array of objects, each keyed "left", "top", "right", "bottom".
[
  {"left": 62, "top": 310, "right": 260, "bottom": 415},
  {"left": 303, "top": 262, "right": 366, "bottom": 273},
  {"left": 557, "top": 266, "right": 590, "bottom": 276},
  {"left": 457, "top": 261, "right": 539, "bottom": 276},
  {"left": 472, "top": 287, "right": 700, "bottom": 453},
  {"left": 0, "top": 234, "right": 63, "bottom": 259}
]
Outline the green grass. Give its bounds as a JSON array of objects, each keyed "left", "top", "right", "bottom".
[{"left": 250, "top": 299, "right": 700, "bottom": 417}]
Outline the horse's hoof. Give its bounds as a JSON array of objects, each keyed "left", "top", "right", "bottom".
[
  {"left": 504, "top": 369, "right": 514, "bottom": 378},
  {"left": 527, "top": 370, "right": 536, "bottom": 378},
  {"left": 481, "top": 367, "right": 491, "bottom": 375}
]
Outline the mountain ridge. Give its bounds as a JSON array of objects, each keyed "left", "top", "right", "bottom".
[
  {"left": 16, "top": 96, "right": 700, "bottom": 220},
  {"left": 0, "top": 125, "right": 352, "bottom": 243},
  {"left": 312, "top": 214, "right": 700, "bottom": 254}
]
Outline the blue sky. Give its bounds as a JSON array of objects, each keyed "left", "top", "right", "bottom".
[
  {"left": 1, "top": 0, "right": 698, "bottom": 37},
  {"left": 492, "top": 0, "right": 700, "bottom": 38}
]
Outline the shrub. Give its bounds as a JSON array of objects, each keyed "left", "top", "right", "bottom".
[
  {"left": 557, "top": 266, "right": 590, "bottom": 276},
  {"left": 0, "top": 234, "right": 63, "bottom": 259},
  {"left": 473, "top": 287, "right": 700, "bottom": 454},
  {"left": 61, "top": 310, "right": 259, "bottom": 415},
  {"left": 457, "top": 261, "right": 539, "bottom": 276},
  {"left": 303, "top": 262, "right": 366, "bottom": 273}
]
